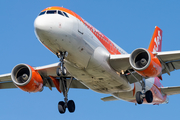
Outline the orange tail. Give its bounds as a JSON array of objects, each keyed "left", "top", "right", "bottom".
[{"left": 148, "top": 26, "right": 163, "bottom": 52}]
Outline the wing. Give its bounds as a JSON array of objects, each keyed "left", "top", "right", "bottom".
[
  {"left": 110, "top": 54, "right": 130, "bottom": 71},
  {"left": 0, "top": 63, "right": 88, "bottom": 90},
  {"left": 109, "top": 50, "right": 180, "bottom": 83},
  {"left": 161, "top": 86, "right": 180, "bottom": 95},
  {"left": 156, "top": 50, "right": 180, "bottom": 75},
  {"left": 0, "top": 73, "right": 17, "bottom": 89}
]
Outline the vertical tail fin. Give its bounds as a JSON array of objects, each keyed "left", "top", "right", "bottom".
[
  {"left": 148, "top": 26, "right": 163, "bottom": 80},
  {"left": 148, "top": 26, "right": 163, "bottom": 52}
]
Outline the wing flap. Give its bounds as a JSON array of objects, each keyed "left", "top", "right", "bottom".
[
  {"left": 161, "top": 86, "right": 180, "bottom": 95},
  {"left": 101, "top": 96, "right": 118, "bottom": 102},
  {"left": 69, "top": 80, "right": 88, "bottom": 89},
  {"left": 156, "top": 51, "right": 180, "bottom": 74},
  {"left": 171, "top": 61, "right": 180, "bottom": 70},
  {"left": 0, "top": 82, "right": 16, "bottom": 89},
  {"left": 0, "top": 79, "right": 88, "bottom": 90},
  {"left": 0, "top": 82, "right": 17, "bottom": 89}
]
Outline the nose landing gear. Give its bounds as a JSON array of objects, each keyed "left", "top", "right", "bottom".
[
  {"left": 58, "top": 100, "right": 75, "bottom": 114},
  {"left": 56, "top": 52, "right": 75, "bottom": 114},
  {"left": 57, "top": 77, "right": 75, "bottom": 114},
  {"left": 56, "top": 52, "right": 67, "bottom": 76}
]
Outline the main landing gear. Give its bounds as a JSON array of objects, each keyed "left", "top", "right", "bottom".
[
  {"left": 56, "top": 52, "right": 75, "bottom": 114},
  {"left": 136, "top": 78, "right": 153, "bottom": 104}
]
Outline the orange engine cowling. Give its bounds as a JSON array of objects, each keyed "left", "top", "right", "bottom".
[
  {"left": 11, "top": 64, "right": 43, "bottom": 92},
  {"left": 129, "top": 48, "right": 162, "bottom": 77}
]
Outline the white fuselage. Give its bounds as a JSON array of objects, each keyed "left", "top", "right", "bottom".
[{"left": 34, "top": 11, "right": 166, "bottom": 103}]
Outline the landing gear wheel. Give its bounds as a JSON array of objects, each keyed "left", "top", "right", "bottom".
[
  {"left": 58, "top": 101, "right": 66, "bottom": 114},
  {"left": 56, "top": 68, "right": 61, "bottom": 76},
  {"left": 145, "top": 90, "right": 153, "bottom": 103},
  {"left": 67, "top": 100, "right": 75, "bottom": 113},
  {"left": 56, "top": 53, "right": 67, "bottom": 76},
  {"left": 56, "top": 66, "right": 66, "bottom": 76},
  {"left": 136, "top": 91, "right": 143, "bottom": 104},
  {"left": 62, "top": 67, "right": 67, "bottom": 76}
]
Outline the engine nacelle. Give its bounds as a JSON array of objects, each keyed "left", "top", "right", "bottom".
[
  {"left": 11, "top": 64, "right": 43, "bottom": 92},
  {"left": 129, "top": 48, "right": 162, "bottom": 77}
]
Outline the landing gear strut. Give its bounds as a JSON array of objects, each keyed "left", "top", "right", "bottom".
[
  {"left": 56, "top": 52, "right": 75, "bottom": 114},
  {"left": 136, "top": 78, "right": 153, "bottom": 104},
  {"left": 56, "top": 52, "right": 68, "bottom": 76}
]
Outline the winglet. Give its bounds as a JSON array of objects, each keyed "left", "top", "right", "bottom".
[{"left": 148, "top": 26, "right": 163, "bottom": 52}]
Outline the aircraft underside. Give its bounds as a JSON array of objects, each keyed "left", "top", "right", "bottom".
[{"left": 34, "top": 7, "right": 168, "bottom": 113}]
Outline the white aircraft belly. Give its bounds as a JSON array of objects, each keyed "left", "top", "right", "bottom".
[
  {"left": 65, "top": 59, "right": 132, "bottom": 94},
  {"left": 36, "top": 14, "right": 133, "bottom": 94},
  {"left": 64, "top": 46, "right": 133, "bottom": 94}
]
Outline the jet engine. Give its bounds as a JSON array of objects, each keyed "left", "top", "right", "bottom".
[
  {"left": 11, "top": 64, "right": 43, "bottom": 92},
  {"left": 129, "top": 48, "right": 162, "bottom": 77}
]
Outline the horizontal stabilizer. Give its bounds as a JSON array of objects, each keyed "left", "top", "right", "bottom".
[
  {"left": 101, "top": 96, "right": 118, "bottom": 102},
  {"left": 161, "top": 86, "right": 180, "bottom": 95}
]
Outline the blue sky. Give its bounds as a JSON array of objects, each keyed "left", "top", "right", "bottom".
[{"left": 0, "top": 0, "right": 180, "bottom": 119}]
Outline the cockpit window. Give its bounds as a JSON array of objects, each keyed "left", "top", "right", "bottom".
[
  {"left": 58, "top": 11, "right": 64, "bottom": 16},
  {"left": 39, "top": 11, "right": 46, "bottom": 16},
  {"left": 38, "top": 10, "right": 69, "bottom": 18},
  {"left": 46, "top": 10, "right": 57, "bottom": 14},
  {"left": 63, "top": 12, "right": 69, "bottom": 18}
]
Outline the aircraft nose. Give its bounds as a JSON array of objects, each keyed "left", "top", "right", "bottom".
[{"left": 34, "top": 16, "right": 51, "bottom": 32}]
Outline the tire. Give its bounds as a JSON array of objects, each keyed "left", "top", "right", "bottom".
[
  {"left": 56, "top": 68, "right": 61, "bottom": 76},
  {"left": 145, "top": 90, "right": 153, "bottom": 103},
  {"left": 58, "top": 101, "right": 66, "bottom": 114},
  {"left": 136, "top": 91, "right": 143, "bottom": 104},
  {"left": 67, "top": 100, "right": 75, "bottom": 113},
  {"left": 62, "top": 67, "right": 67, "bottom": 75}
]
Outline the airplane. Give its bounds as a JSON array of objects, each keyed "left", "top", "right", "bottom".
[{"left": 1, "top": 6, "right": 180, "bottom": 114}]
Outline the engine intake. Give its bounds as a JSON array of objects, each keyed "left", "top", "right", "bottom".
[
  {"left": 11, "top": 64, "right": 43, "bottom": 92},
  {"left": 129, "top": 48, "right": 162, "bottom": 77}
]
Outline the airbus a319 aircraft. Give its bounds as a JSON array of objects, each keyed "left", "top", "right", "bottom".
[{"left": 1, "top": 6, "right": 180, "bottom": 114}]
